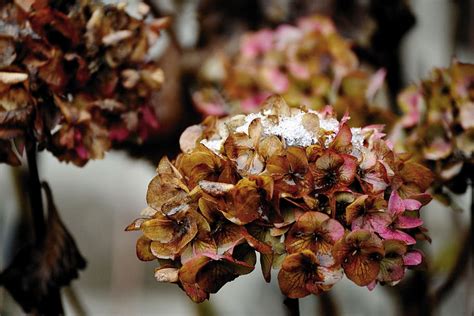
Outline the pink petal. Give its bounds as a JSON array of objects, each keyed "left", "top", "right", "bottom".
[
  {"left": 241, "top": 29, "right": 274, "bottom": 58},
  {"left": 367, "top": 280, "right": 377, "bottom": 291},
  {"left": 366, "top": 68, "right": 386, "bottom": 100},
  {"left": 192, "top": 90, "right": 227, "bottom": 116},
  {"left": 403, "top": 250, "right": 423, "bottom": 266},
  {"left": 263, "top": 68, "right": 289, "bottom": 93},
  {"left": 241, "top": 93, "right": 271, "bottom": 113},
  {"left": 396, "top": 216, "right": 423, "bottom": 229},
  {"left": 351, "top": 216, "right": 372, "bottom": 231},
  {"left": 75, "top": 145, "right": 89, "bottom": 160},
  {"left": 403, "top": 199, "right": 422, "bottom": 211},
  {"left": 379, "top": 229, "right": 416, "bottom": 245},
  {"left": 141, "top": 105, "right": 159, "bottom": 129},
  {"left": 322, "top": 218, "right": 345, "bottom": 243},
  {"left": 109, "top": 127, "right": 130, "bottom": 142},
  {"left": 288, "top": 60, "right": 310, "bottom": 80},
  {"left": 362, "top": 171, "right": 388, "bottom": 193},
  {"left": 399, "top": 88, "right": 422, "bottom": 128},
  {"left": 297, "top": 16, "right": 335, "bottom": 35},
  {"left": 368, "top": 213, "right": 391, "bottom": 233},
  {"left": 339, "top": 155, "right": 357, "bottom": 184},
  {"left": 424, "top": 138, "right": 452, "bottom": 160},
  {"left": 388, "top": 191, "right": 405, "bottom": 216},
  {"left": 274, "top": 25, "right": 302, "bottom": 50}
]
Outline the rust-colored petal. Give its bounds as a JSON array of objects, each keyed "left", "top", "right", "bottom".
[
  {"left": 345, "top": 195, "right": 368, "bottom": 225},
  {"left": 278, "top": 268, "right": 309, "bottom": 298},
  {"left": 399, "top": 161, "right": 434, "bottom": 193},
  {"left": 278, "top": 250, "right": 322, "bottom": 298},
  {"left": 141, "top": 216, "right": 175, "bottom": 242},
  {"left": 136, "top": 236, "right": 155, "bottom": 261},
  {"left": 330, "top": 123, "right": 352, "bottom": 154},
  {"left": 341, "top": 250, "right": 381, "bottom": 286},
  {"left": 333, "top": 230, "right": 384, "bottom": 286},
  {"left": 258, "top": 136, "right": 285, "bottom": 159},
  {"left": 287, "top": 146, "right": 309, "bottom": 174},
  {"left": 221, "top": 178, "right": 262, "bottom": 225}
]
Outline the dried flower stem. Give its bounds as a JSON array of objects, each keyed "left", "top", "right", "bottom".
[
  {"left": 283, "top": 297, "right": 299, "bottom": 316},
  {"left": 25, "top": 137, "right": 64, "bottom": 314},
  {"left": 318, "top": 292, "right": 339, "bottom": 316},
  {"left": 25, "top": 138, "right": 45, "bottom": 242}
]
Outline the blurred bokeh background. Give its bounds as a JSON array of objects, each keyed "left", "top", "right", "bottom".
[{"left": 1, "top": 0, "right": 473, "bottom": 315}]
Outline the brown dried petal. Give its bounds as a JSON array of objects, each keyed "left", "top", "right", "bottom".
[{"left": 136, "top": 236, "right": 155, "bottom": 261}]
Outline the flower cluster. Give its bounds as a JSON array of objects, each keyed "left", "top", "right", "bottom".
[
  {"left": 193, "top": 15, "right": 393, "bottom": 128},
  {"left": 0, "top": 0, "right": 168, "bottom": 166},
  {"left": 127, "top": 96, "right": 433, "bottom": 302},
  {"left": 395, "top": 61, "right": 474, "bottom": 194}
]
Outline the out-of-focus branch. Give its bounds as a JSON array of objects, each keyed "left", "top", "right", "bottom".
[{"left": 430, "top": 228, "right": 471, "bottom": 305}]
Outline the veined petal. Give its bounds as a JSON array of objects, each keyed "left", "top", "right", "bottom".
[
  {"left": 379, "top": 229, "right": 416, "bottom": 245},
  {"left": 396, "top": 216, "right": 423, "bottom": 229},
  {"left": 388, "top": 190, "right": 405, "bottom": 216}
]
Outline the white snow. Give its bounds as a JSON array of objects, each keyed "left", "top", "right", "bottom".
[{"left": 201, "top": 108, "right": 366, "bottom": 154}]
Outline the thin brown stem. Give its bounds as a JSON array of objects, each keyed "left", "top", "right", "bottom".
[
  {"left": 25, "top": 138, "right": 64, "bottom": 314},
  {"left": 284, "top": 297, "right": 300, "bottom": 316},
  {"left": 25, "top": 138, "right": 45, "bottom": 242},
  {"left": 318, "top": 292, "right": 339, "bottom": 316}
]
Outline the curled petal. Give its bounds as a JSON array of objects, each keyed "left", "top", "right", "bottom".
[
  {"left": 136, "top": 236, "right": 155, "bottom": 261},
  {"left": 154, "top": 267, "right": 179, "bottom": 283}
]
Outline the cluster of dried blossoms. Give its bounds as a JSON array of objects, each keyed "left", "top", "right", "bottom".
[
  {"left": 127, "top": 96, "right": 433, "bottom": 302},
  {"left": 0, "top": 0, "right": 168, "bottom": 166},
  {"left": 395, "top": 61, "right": 474, "bottom": 194},
  {"left": 193, "top": 15, "right": 393, "bottom": 128}
]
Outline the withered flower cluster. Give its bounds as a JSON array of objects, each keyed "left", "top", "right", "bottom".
[
  {"left": 193, "top": 15, "right": 393, "bottom": 128},
  {"left": 395, "top": 61, "right": 474, "bottom": 194},
  {"left": 127, "top": 96, "right": 433, "bottom": 302},
  {"left": 0, "top": 0, "right": 168, "bottom": 166}
]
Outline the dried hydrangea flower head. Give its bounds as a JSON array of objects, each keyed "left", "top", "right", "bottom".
[
  {"left": 394, "top": 61, "right": 474, "bottom": 195},
  {"left": 0, "top": 0, "right": 169, "bottom": 166},
  {"left": 127, "top": 95, "right": 433, "bottom": 302},
  {"left": 193, "top": 15, "right": 393, "bottom": 128}
]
